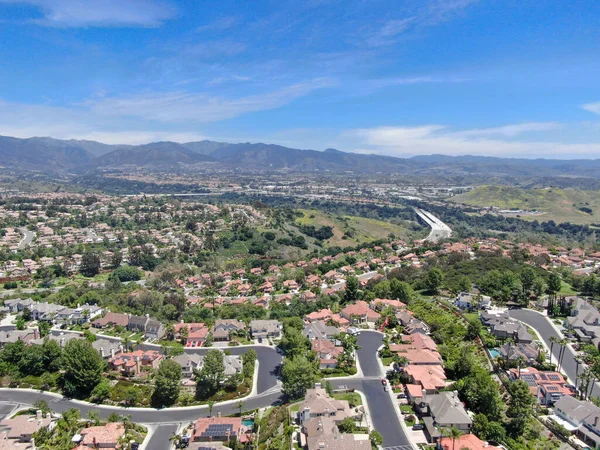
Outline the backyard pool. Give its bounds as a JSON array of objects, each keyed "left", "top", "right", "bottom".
[
  {"left": 242, "top": 418, "right": 254, "bottom": 427},
  {"left": 489, "top": 349, "right": 501, "bottom": 359}
]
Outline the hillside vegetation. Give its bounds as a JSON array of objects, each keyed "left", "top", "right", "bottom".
[
  {"left": 451, "top": 186, "right": 600, "bottom": 224},
  {"left": 295, "top": 209, "right": 417, "bottom": 247}
]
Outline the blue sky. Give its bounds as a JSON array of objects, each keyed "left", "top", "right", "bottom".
[{"left": 0, "top": 0, "right": 599, "bottom": 158}]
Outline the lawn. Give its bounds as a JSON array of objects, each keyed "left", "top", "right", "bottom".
[
  {"left": 559, "top": 281, "right": 578, "bottom": 296},
  {"left": 463, "top": 312, "right": 480, "bottom": 322},
  {"left": 400, "top": 405, "right": 415, "bottom": 414},
  {"left": 333, "top": 392, "right": 362, "bottom": 407},
  {"left": 381, "top": 356, "right": 394, "bottom": 366}
]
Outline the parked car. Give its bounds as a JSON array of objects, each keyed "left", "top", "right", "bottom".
[
  {"left": 397, "top": 393, "right": 407, "bottom": 399},
  {"left": 381, "top": 378, "right": 387, "bottom": 385},
  {"left": 383, "top": 385, "right": 389, "bottom": 392},
  {"left": 412, "top": 424, "right": 424, "bottom": 430}
]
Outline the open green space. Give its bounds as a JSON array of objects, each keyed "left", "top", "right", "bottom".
[{"left": 451, "top": 185, "right": 600, "bottom": 225}]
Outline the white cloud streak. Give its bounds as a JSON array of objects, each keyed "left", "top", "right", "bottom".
[
  {"left": 0, "top": 0, "right": 175, "bottom": 27},
  {"left": 582, "top": 101, "right": 600, "bottom": 115},
  {"left": 348, "top": 124, "right": 600, "bottom": 158}
]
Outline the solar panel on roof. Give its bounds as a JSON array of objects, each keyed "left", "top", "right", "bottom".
[
  {"left": 539, "top": 373, "right": 548, "bottom": 380},
  {"left": 548, "top": 374, "right": 561, "bottom": 381},
  {"left": 546, "top": 385, "right": 559, "bottom": 391}
]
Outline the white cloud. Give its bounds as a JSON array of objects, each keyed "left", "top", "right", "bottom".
[
  {"left": 454, "top": 122, "right": 562, "bottom": 138},
  {"left": 0, "top": 0, "right": 175, "bottom": 27},
  {"left": 85, "top": 79, "right": 333, "bottom": 123},
  {"left": 582, "top": 101, "right": 600, "bottom": 115},
  {"left": 0, "top": 79, "right": 332, "bottom": 143},
  {"left": 205, "top": 75, "right": 251, "bottom": 87},
  {"left": 347, "top": 124, "right": 600, "bottom": 159},
  {"left": 196, "top": 16, "right": 239, "bottom": 33}
]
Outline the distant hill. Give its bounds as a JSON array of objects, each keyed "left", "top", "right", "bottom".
[
  {"left": 450, "top": 185, "right": 600, "bottom": 225},
  {"left": 2, "top": 134, "right": 600, "bottom": 178},
  {"left": 97, "top": 141, "right": 214, "bottom": 168}
]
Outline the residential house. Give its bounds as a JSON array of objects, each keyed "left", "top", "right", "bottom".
[
  {"left": 553, "top": 395, "right": 600, "bottom": 447},
  {"left": 416, "top": 391, "right": 473, "bottom": 443},
  {"left": 250, "top": 320, "right": 282, "bottom": 340},
  {"left": 0, "top": 329, "right": 37, "bottom": 348},
  {"left": 92, "top": 312, "right": 129, "bottom": 329},
  {"left": 402, "top": 365, "right": 447, "bottom": 393},
  {"left": 496, "top": 342, "right": 540, "bottom": 366},
  {"left": 191, "top": 417, "right": 251, "bottom": 443},
  {"left": 508, "top": 367, "right": 573, "bottom": 405},
  {"left": 297, "top": 387, "right": 357, "bottom": 425},
  {"left": 213, "top": 319, "right": 246, "bottom": 342},
  {"left": 29, "top": 302, "right": 64, "bottom": 322},
  {"left": 108, "top": 349, "right": 163, "bottom": 376},
  {"left": 145, "top": 318, "right": 165, "bottom": 340},
  {"left": 127, "top": 315, "right": 148, "bottom": 334},
  {"left": 565, "top": 297, "right": 600, "bottom": 347},
  {"left": 340, "top": 301, "right": 381, "bottom": 324},
  {"left": 174, "top": 323, "right": 209, "bottom": 347},
  {"left": 303, "top": 320, "right": 339, "bottom": 341},
  {"left": 74, "top": 422, "right": 125, "bottom": 450},
  {"left": 437, "top": 434, "right": 501, "bottom": 450},
  {"left": 454, "top": 292, "right": 491, "bottom": 310},
  {"left": 3, "top": 298, "right": 34, "bottom": 314},
  {"left": 92, "top": 339, "right": 123, "bottom": 359},
  {"left": 301, "top": 416, "right": 371, "bottom": 450},
  {"left": 480, "top": 311, "right": 533, "bottom": 343},
  {"left": 0, "top": 413, "right": 54, "bottom": 444},
  {"left": 311, "top": 339, "right": 343, "bottom": 369},
  {"left": 173, "top": 353, "right": 203, "bottom": 379}
]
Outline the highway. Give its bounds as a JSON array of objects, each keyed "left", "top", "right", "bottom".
[
  {"left": 413, "top": 208, "right": 452, "bottom": 243},
  {"left": 508, "top": 308, "right": 600, "bottom": 397}
]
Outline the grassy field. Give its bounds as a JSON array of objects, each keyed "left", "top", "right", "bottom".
[
  {"left": 295, "top": 209, "right": 413, "bottom": 247},
  {"left": 450, "top": 186, "right": 600, "bottom": 225}
]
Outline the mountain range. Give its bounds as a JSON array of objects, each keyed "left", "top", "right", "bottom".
[{"left": 2, "top": 134, "right": 600, "bottom": 179}]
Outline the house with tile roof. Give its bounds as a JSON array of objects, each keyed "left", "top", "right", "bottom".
[{"left": 340, "top": 301, "right": 380, "bottom": 324}]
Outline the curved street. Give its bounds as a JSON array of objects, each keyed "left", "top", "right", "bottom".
[
  {"left": 508, "top": 308, "right": 600, "bottom": 397},
  {"left": 0, "top": 333, "right": 410, "bottom": 449}
]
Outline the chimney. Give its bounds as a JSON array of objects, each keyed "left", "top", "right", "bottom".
[
  {"left": 36, "top": 410, "right": 42, "bottom": 419},
  {"left": 136, "top": 356, "right": 141, "bottom": 374},
  {"left": 484, "top": 443, "right": 489, "bottom": 448},
  {"left": 218, "top": 412, "right": 222, "bottom": 418}
]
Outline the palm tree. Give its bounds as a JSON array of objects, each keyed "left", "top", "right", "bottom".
[
  {"left": 207, "top": 400, "right": 215, "bottom": 417},
  {"left": 557, "top": 338, "right": 569, "bottom": 372},
  {"left": 575, "top": 356, "right": 582, "bottom": 393},
  {"left": 442, "top": 426, "right": 464, "bottom": 450},
  {"left": 237, "top": 400, "right": 244, "bottom": 417},
  {"left": 549, "top": 336, "right": 559, "bottom": 368},
  {"left": 516, "top": 356, "right": 527, "bottom": 378},
  {"left": 170, "top": 431, "right": 183, "bottom": 449}
]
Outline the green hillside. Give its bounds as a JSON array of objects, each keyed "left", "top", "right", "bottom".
[{"left": 450, "top": 186, "right": 600, "bottom": 224}]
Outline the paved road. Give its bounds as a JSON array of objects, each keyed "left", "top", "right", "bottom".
[
  {"left": 351, "top": 331, "right": 411, "bottom": 448},
  {"left": 146, "top": 424, "right": 179, "bottom": 450},
  {"left": 413, "top": 208, "right": 452, "bottom": 243},
  {"left": 17, "top": 228, "right": 35, "bottom": 249},
  {"left": 508, "top": 309, "right": 600, "bottom": 397}
]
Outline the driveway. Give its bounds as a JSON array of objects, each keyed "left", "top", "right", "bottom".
[{"left": 508, "top": 308, "right": 600, "bottom": 397}]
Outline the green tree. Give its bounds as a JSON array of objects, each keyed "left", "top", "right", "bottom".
[
  {"left": 343, "top": 275, "right": 359, "bottom": 305},
  {"left": 442, "top": 426, "right": 464, "bottom": 450},
  {"left": 338, "top": 417, "right": 357, "bottom": 433},
  {"left": 196, "top": 349, "right": 225, "bottom": 398},
  {"left": 90, "top": 379, "right": 111, "bottom": 403},
  {"left": 280, "top": 327, "right": 310, "bottom": 358},
  {"left": 390, "top": 279, "right": 413, "bottom": 303},
  {"left": 547, "top": 273, "right": 562, "bottom": 298},
  {"left": 111, "top": 265, "right": 142, "bottom": 282},
  {"left": 38, "top": 321, "right": 51, "bottom": 338},
  {"left": 520, "top": 266, "right": 536, "bottom": 297},
  {"left": 506, "top": 379, "right": 535, "bottom": 436},
  {"left": 80, "top": 251, "right": 101, "bottom": 277},
  {"left": 62, "top": 339, "right": 105, "bottom": 398},
  {"left": 466, "top": 319, "right": 482, "bottom": 340},
  {"left": 369, "top": 431, "right": 383, "bottom": 447},
  {"left": 426, "top": 268, "right": 444, "bottom": 294},
  {"left": 281, "top": 356, "right": 316, "bottom": 400},
  {"left": 207, "top": 400, "right": 215, "bottom": 417},
  {"left": 152, "top": 359, "right": 182, "bottom": 407}
]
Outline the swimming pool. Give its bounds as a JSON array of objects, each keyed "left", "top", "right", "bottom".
[
  {"left": 242, "top": 419, "right": 254, "bottom": 427},
  {"left": 489, "top": 349, "right": 501, "bottom": 358}
]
